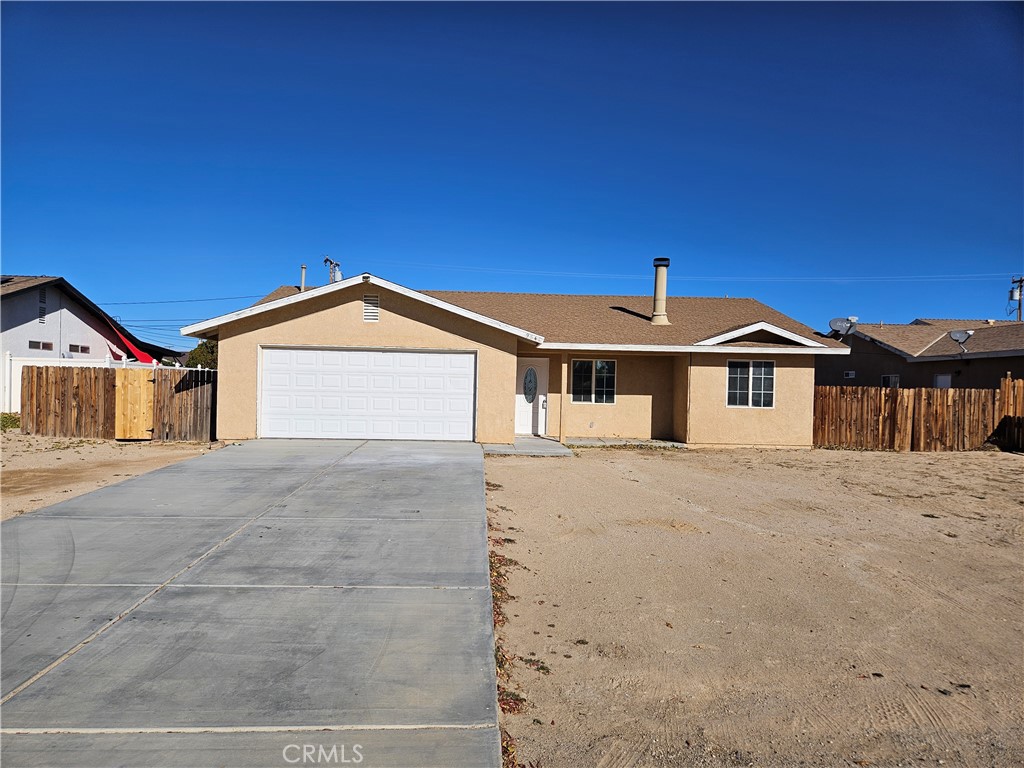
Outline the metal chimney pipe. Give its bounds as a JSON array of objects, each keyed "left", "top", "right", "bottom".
[
  {"left": 652, "top": 258, "right": 671, "bottom": 325},
  {"left": 300, "top": 264, "right": 307, "bottom": 292}
]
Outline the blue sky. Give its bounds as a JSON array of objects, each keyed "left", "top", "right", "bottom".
[{"left": 2, "top": 2, "right": 1021, "bottom": 351}]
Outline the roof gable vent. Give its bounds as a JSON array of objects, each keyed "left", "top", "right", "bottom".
[{"left": 363, "top": 294, "right": 380, "bottom": 322}]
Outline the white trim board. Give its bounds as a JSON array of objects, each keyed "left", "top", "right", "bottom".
[
  {"left": 181, "top": 274, "right": 544, "bottom": 344},
  {"left": 695, "top": 321, "right": 827, "bottom": 348},
  {"left": 536, "top": 343, "right": 849, "bottom": 355}
]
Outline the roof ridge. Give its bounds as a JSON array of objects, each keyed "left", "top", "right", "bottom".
[
  {"left": 913, "top": 330, "right": 953, "bottom": 357},
  {"left": 424, "top": 289, "right": 759, "bottom": 300}
]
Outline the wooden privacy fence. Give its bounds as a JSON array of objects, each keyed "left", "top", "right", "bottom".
[
  {"left": 20, "top": 366, "right": 217, "bottom": 442},
  {"left": 814, "top": 376, "right": 1024, "bottom": 452}
]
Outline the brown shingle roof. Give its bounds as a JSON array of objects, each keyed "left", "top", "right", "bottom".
[
  {"left": 249, "top": 284, "right": 842, "bottom": 347},
  {"left": 915, "top": 323, "right": 1024, "bottom": 358},
  {"left": 422, "top": 291, "right": 844, "bottom": 347},
  {"left": 253, "top": 285, "right": 308, "bottom": 306},
  {"left": 856, "top": 320, "right": 1024, "bottom": 358},
  {"left": 910, "top": 318, "right": 1017, "bottom": 329},
  {"left": 854, "top": 324, "right": 949, "bottom": 357},
  {"left": 0, "top": 275, "right": 61, "bottom": 297}
]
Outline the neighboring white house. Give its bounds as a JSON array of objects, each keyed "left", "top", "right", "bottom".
[{"left": 1, "top": 275, "right": 182, "bottom": 411}]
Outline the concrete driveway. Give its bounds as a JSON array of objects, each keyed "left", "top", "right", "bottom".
[{"left": 1, "top": 441, "right": 500, "bottom": 767}]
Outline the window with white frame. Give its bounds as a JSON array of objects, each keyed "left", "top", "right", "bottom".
[
  {"left": 28, "top": 340, "right": 53, "bottom": 351},
  {"left": 727, "top": 360, "right": 774, "bottom": 407},
  {"left": 571, "top": 359, "right": 616, "bottom": 403},
  {"left": 69, "top": 344, "right": 91, "bottom": 354},
  {"left": 880, "top": 374, "right": 899, "bottom": 388}
]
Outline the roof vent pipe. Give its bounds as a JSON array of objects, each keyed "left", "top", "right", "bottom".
[
  {"left": 652, "top": 258, "right": 671, "bottom": 325},
  {"left": 300, "top": 264, "right": 307, "bottom": 292}
]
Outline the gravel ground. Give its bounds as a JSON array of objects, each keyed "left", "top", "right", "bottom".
[{"left": 486, "top": 446, "right": 1023, "bottom": 768}]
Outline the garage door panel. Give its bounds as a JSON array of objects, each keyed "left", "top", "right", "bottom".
[
  {"left": 319, "top": 420, "right": 343, "bottom": 437},
  {"left": 447, "top": 355, "right": 473, "bottom": 372},
  {"left": 396, "top": 375, "right": 419, "bottom": 391},
  {"left": 342, "top": 420, "right": 368, "bottom": 437},
  {"left": 447, "top": 398, "right": 471, "bottom": 415},
  {"left": 344, "top": 396, "right": 369, "bottom": 413},
  {"left": 265, "top": 349, "right": 291, "bottom": 367},
  {"left": 345, "top": 374, "right": 369, "bottom": 390},
  {"left": 260, "top": 349, "right": 476, "bottom": 441},
  {"left": 371, "top": 397, "right": 395, "bottom": 413}
]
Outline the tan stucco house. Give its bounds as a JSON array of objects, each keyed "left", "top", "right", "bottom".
[{"left": 182, "top": 261, "right": 848, "bottom": 447}]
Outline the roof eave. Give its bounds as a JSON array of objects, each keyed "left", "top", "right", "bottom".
[
  {"left": 180, "top": 274, "right": 545, "bottom": 343},
  {"left": 908, "top": 349, "right": 1024, "bottom": 362},
  {"left": 535, "top": 343, "right": 850, "bottom": 355}
]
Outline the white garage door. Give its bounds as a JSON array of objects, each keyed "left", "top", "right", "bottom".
[{"left": 260, "top": 348, "right": 476, "bottom": 441}]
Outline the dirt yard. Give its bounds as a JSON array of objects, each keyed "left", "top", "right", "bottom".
[
  {"left": 1, "top": 432, "right": 217, "bottom": 520},
  {"left": 486, "top": 447, "right": 1023, "bottom": 768}
]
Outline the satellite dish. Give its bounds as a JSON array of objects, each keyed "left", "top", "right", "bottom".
[
  {"left": 949, "top": 329, "right": 974, "bottom": 352},
  {"left": 828, "top": 316, "right": 858, "bottom": 337}
]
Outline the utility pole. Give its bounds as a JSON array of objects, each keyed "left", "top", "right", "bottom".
[{"left": 1012, "top": 276, "right": 1024, "bottom": 322}]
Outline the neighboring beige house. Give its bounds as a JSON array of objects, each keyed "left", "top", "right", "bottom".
[{"left": 182, "top": 261, "right": 849, "bottom": 447}]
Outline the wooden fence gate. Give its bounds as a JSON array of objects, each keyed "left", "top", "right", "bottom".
[
  {"left": 20, "top": 366, "right": 217, "bottom": 442},
  {"left": 814, "top": 376, "right": 1023, "bottom": 452}
]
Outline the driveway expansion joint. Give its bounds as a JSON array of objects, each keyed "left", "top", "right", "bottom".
[{"left": 0, "top": 441, "right": 367, "bottom": 705}]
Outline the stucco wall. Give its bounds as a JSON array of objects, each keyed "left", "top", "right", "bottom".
[
  {"left": 559, "top": 354, "right": 675, "bottom": 440},
  {"left": 672, "top": 353, "right": 690, "bottom": 442},
  {"left": 687, "top": 352, "right": 815, "bottom": 447},
  {"left": 215, "top": 286, "right": 520, "bottom": 442}
]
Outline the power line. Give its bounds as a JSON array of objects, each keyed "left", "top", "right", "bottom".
[
  {"left": 387, "top": 261, "right": 1010, "bottom": 283},
  {"left": 122, "top": 327, "right": 192, "bottom": 333},
  {"left": 125, "top": 329, "right": 188, "bottom": 340},
  {"left": 122, "top": 327, "right": 189, "bottom": 341},
  {"left": 99, "top": 294, "right": 263, "bottom": 306}
]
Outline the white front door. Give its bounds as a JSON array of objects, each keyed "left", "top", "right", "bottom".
[{"left": 515, "top": 358, "right": 548, "bottom": 435}]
